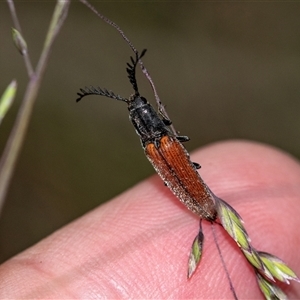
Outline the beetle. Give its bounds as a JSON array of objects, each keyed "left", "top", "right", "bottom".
[{"left": 77, "top": 50, "right": 216, "bottom": 222}]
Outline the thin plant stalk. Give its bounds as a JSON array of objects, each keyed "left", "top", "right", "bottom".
[
  {"left": 0, "top": 0, "right": 70, "bottom": 215},
  {"left": 7, "top": 0, "right": 33, "bottom": 77}
]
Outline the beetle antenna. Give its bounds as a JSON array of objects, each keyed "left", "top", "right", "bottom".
[
  {"left": 126, "top": 49, "right": 147, "bottom": 96},
  {"left": 79, "top": 0, "right": 176, "bottom": 135},
  {"left": 76, "top": 86, "right": 127, "bottom": 103}
]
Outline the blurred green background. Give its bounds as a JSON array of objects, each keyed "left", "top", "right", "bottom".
[{"left": 0, "top": 1, "right": 299, "bottom": 264}]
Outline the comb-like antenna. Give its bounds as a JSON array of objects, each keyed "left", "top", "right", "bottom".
[
  {"left": 126, "top": 49, "right": 147, "bottom": 96},
  {"left": 76, "top": 86, "right": 127, "bottom": 103},
  {"left": 79, "top": 0, "right": 176, "bottom": 135}
]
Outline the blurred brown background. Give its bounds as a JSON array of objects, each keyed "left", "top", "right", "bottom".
[{"left": 0, "top": 1, "right": 299, "bottom": 264}]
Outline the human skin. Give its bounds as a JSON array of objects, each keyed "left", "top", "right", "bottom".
[{"left": 0, "top": 141, "right": 299, "bottom": 299}]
